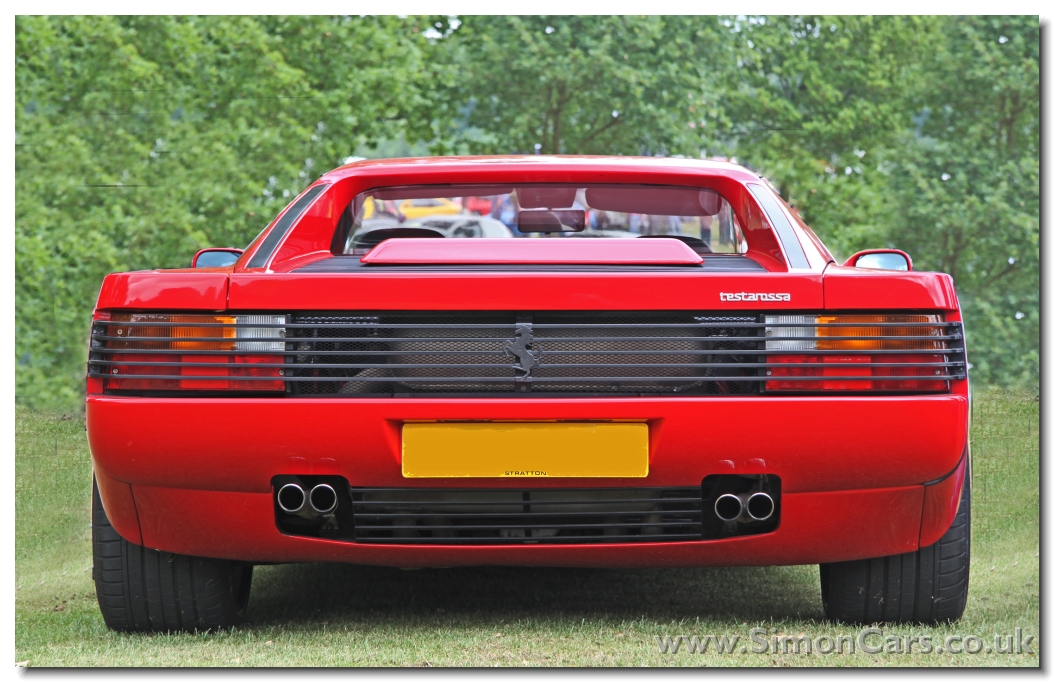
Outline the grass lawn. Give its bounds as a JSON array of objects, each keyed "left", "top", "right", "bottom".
[{"left": 15, "top": 389, "right": 1039, "bottom": 666}]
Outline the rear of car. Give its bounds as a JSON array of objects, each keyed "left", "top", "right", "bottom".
[{"left": 85, "top": 157, "right": 971, "bottom": 632}]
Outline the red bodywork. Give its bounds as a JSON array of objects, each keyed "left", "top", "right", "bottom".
[{"left": 86, "top": 156, "right": 969, "bottom": 568}]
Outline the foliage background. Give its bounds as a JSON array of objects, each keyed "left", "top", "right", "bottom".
[{"left": 15, "top": 15, "right": 1039, "bottom": 409}]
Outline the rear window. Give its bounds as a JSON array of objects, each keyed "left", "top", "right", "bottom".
[{"left": 335, "top": 184, "right": 747, "bottom": 256}]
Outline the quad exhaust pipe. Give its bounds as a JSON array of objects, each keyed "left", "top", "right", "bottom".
[
  {"left": 277, "top": 483, "right": 308, "bottom": 515},
  {"left": 746, "top": 492, "right": 775, "bottom": 521},
  {"left": 714, "top": 491, "right": 776, "bottom": 523},
  {"left": 308, "top": 483, "right": 338, "bottom": 515},
  {"left": 277, "top": 482, "right": 338, "bottom": 517},
  {"left": 714, "top": 493, "right": 743, "bottom": 522}
]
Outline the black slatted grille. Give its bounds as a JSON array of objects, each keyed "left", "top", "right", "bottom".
[
  {"left": 349, "top": 487, "right": 704, "bottom": 544},
  {"left": 288, "top": 312, "right": 763, "bottom": 396}
]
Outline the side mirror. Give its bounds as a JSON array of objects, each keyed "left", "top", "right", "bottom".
[
  {"left": 845, "top": 249, "right": 912, "bottom": 271},
  {"left": 193, "top": 248, "right": 243, "bottom": 268}
]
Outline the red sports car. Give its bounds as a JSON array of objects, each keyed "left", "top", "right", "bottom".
[{"left": 86, "top": 156, "right": 970, "bottom": 633}]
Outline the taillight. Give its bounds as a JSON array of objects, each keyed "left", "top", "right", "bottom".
[
  {"left": 89, "top": 313, "right": 286, "bottom": 392},
  {"left": 763, "top": 314, "right": 956, "bottom": 392}
]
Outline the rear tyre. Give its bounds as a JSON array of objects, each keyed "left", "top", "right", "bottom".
[
  {"left": 820, "top": 472, "right": 970, "bottom": 625},
  {"left": 92, "top": 478, "right": 253, "bottom": 633}
]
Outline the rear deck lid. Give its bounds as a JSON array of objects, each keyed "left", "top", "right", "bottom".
[
  {"left": 227, "top": 268, "right": 823, "bottom": 310},
  {"left": 359, "top": 238, "right": 704, "bottom": 266}
]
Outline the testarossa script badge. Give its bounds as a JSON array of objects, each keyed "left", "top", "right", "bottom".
[{"left": 719, "top": 292, "right": 792, "bottom": 302}]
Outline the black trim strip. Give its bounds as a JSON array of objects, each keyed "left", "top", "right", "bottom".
[
  {"left": 747, "top": 184, "right": 810, "bottom": 268},
  {"left": 89, "top": 373, "right": 959, "bottom": 382},
  {"left": 922, "top": 447, "right": 969, "bottom": 486},
  {"left": 349, "top": 534, "right": 705, "bottom": 544},
  {"left": 94, "top": 348, "right": 963, "bottom": 357},
  {"left": 95, "top": 333, "right": 959, "bottom": 343},
  {"left": 245, "top": 184, "right": 328, "bottom": 269},
  {"left": 96, "top": 320, "right": 962, "bottom": 329}
]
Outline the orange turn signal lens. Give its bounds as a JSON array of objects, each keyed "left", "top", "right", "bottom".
[
  {"left": 108, "top": 314, "right": 237, "bottom": 351},
  {"left": 816, "top": 314, "right": 945, "bottom": 351}
]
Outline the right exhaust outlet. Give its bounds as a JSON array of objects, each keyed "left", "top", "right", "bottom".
[
  {"left": 309, "top": 483, "right": 338, "bottom": 515},
  {"left": 746, "top": 492, "right": 775, "bottom": 522}
]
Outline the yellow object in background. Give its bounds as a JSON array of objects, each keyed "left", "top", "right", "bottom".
[
  {"left": 396, "top": 197, "right": 463, "bottom": 219},
  {"left": 402, "top": 422, "right": 649, "bottom": 478}
]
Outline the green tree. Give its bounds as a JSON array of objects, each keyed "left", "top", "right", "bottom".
[
  {"left": 883, "top": 16, "right": 1039, "bottom": 385},
  {"left": 708, "top": 16, "right": 943, "bottom": 258},
  {"left": 421, "top": 16, "right": 732, "bottom": 156},
  {"left": 16, "top": 16, "right": 428, "bottom": 408}
]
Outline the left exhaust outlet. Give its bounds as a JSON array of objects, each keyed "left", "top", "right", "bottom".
[
  {"left": 277, "top": 483, "right": 306, "bottom": 514},
  {"left": 309, "top": 484, "right": 338, "bottom": 515}
]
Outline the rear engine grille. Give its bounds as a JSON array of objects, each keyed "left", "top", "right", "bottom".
[
  {"left": 288, "top": 312, "right": 763, "bottom": 396},
  {"left": 349, "top": 487, "right": 704, "bottom": 544}
]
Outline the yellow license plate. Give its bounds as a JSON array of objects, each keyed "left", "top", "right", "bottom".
[{"left": 401, "top": 422, "right": 649, "bottom": 478}]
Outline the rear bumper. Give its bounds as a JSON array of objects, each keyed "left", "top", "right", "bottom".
[{"left": 87, "top": 395, "right": 968, "bottom": 567}]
